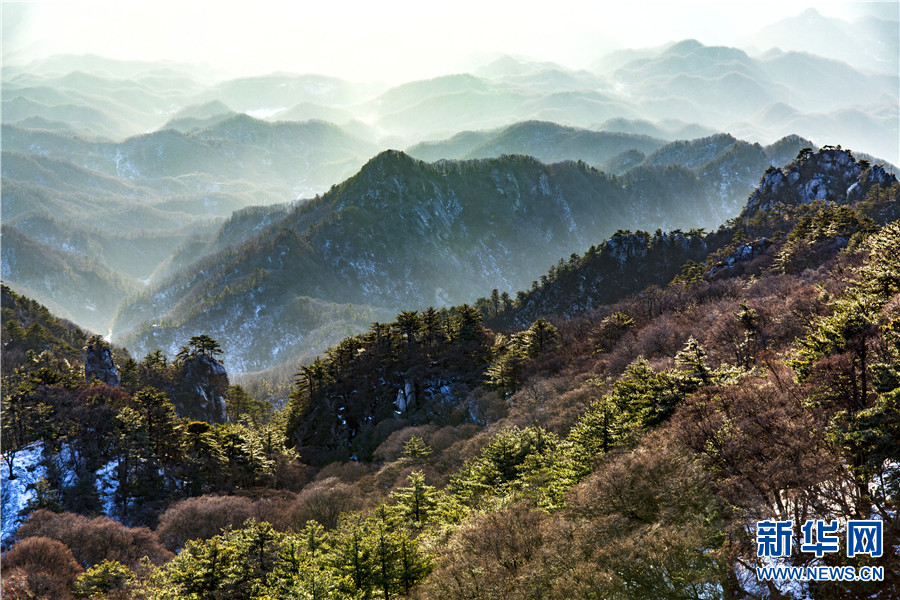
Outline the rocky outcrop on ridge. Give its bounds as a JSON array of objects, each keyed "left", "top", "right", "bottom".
[{"left": 84, "top": 335, "right": 120, "bottom": 386}]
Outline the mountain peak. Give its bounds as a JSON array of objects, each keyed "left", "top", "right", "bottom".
[
  {"left": 744, "top": 147, "right": 897, "bottom": 218},
  {"left": 365, "top": 148, "right": 417, "bottom": 167},
  {"left": 667, "top": 39, "right": 704, "bottom": 55},
  {"left": 799, "top": 7, "right": 823, "bottom": 19}
]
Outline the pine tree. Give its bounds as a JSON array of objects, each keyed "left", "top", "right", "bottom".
[
  {"left": 395, "top": 311, "right": 422, "bottom": 351},
  {"left": 791, "top": 222, "right": 900, "bottom": 516},
  {"left": 675, "top": 337, "right": 712, "bottom": 385},
  {"left": 420, "top": 307, "right": 444, "bottom": 349},
  {"left": 452, "top": 304, "right": 483, "bottom": 343},
  {"left": 372, "top": 506, "right": 400, "bottom": 600},
  {"left": 490, "top": 288, "right": 501, "bottom": 317},
  {"left": 131, "top": 387, "right": 181, "bottom": 462},
  {"left": 402, "top": 435, "right": 432, "bottom": 460},
  {"left": 331, "top": 516, "right": 374, "bottom": 595},
  {"left": 523, "top": 317, "right": 557, "bottom": 356},
  {"left": 485, "top": 339, "right": 524, "bottom": 397},
  {"left": 392, "top": 470, "right": 438, "bottom": 528},
  {"left": 176, "top": 334, "right": 223, "bottom": 364}
]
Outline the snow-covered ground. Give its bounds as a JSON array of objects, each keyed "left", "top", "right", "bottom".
[
  {"left": 95, "top": 460, "right": 119, "bottom": 517},
  {"left": 1, "top": 442, "right": 120, "bottom": 546},
  {"left": 1, "top": 442, "right": 47, "bottom": 544}
]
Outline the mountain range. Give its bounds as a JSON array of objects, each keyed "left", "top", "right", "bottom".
[
  {"left": 2, "top": 9, "right": 897, "bottom": 373},
  {"left": 111, "top": 134, "right": 817, "bottom": 371}
]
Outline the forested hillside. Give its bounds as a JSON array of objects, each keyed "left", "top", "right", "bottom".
[{"left": 2, "top": 148, "right": 897, "bottom": 599}]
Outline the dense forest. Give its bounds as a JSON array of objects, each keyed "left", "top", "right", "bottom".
[{"left": 2, "top": 148, "right": 899, "bottom": 599}]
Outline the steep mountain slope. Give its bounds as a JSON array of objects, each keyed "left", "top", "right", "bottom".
[
  {"left": 488, "top": 147, "right": 899, "bottom": 327},
  {"left": 1, "top": 116, "right": 381, "bottom": 320},
  {"left": 113, "top": 146, "right": 810, "bottom": 371},
  {"left": 149, "top": 202, "right": 295, "bottom": 283},
  {"left": 1, "top": 285, "right": 93, "bottom": 373},
  {"left": 6, "top": 214, "right": 193, "bottom": 281}
]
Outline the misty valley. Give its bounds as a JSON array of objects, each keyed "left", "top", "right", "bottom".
[{"left": 1, "top": 6, "right": 899, "bottom": 600}]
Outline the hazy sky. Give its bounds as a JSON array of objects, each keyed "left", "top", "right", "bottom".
[{"left": 2, "top": 1, "right": 895, "bottom": 82}]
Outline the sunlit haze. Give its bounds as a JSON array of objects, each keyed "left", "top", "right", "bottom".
[{"left": 3, "top": 0, "right": 894, "bottom": 82}]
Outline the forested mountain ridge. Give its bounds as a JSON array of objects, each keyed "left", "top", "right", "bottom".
[
  {"left": 1, "top": 285, "right": 93, "bottom": 373},
  {"left": 0, "top": 226, "right": 142, "bottom": 333},
  {"left": 480, "top": 147, "right": 899, "bottom": 327},
  {"left": 113, "top": 143, "right": 814, "bottom": 371}
]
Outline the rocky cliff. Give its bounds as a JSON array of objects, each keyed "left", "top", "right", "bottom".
[
  {"left": 174, "top": 355, "right": 229, "bottom": 424},
  {"left": 743, "top": 147, "right": 898, "bottom": 219},
  {"left": 84, "top": 335, "right": 120, "bottom": 386}
]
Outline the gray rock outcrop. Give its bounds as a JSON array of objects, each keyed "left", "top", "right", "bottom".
[
  {"left": 174, "top": 355, "right": 229, "bottom": 423},
  {"left": 84, "top": 335, "right": 120, "bottom": 386}
]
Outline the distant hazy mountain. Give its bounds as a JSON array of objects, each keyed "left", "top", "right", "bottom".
[
  {"left": 1, "top": 116, "right": 379, "bottom": 329},
  {"left": 2, "top": 115, "right": 379, "bottom": 209},
  {"left": 746, "top": 8, "right": 899, "bottom": 76},
  {"left": 597, "top": 40, "right": 898, "bottom": 164},
  {"left": 5, "top": 42, "right": 895, "bottom": 162},
  {"left": 1, "top": 226, "right": 140, "bottom": 334},
  {"left": 1, "top": 61, "right": 205, "bottom": 138},
  {"left": 596, "top": 117, "right": 717, "bottom": 141},
  {"left": 269, "top": 102, "right": 355, "bottom": 125},
  {"left": 406, "top": 121, "right": 668, "bottom": 166},
  {"left": 609, "top": 39, "right": 896, "bottom": 116},
  {"left": 3, "top": 54, "right": 213, "bottom": 83},
  {"left": 191, "top": 73, "right": 383, "bottom": 113},
  {"left": 161, "top": 100, "right": 237, "bottom": 131}
]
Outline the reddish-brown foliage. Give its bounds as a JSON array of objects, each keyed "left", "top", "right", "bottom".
[
  {"left": 14, "top": 509, "right": 173, "bottom": 569},
  {"left": 155, "top": 493, "right": 296, "bottom": 551},
  {"left": 1, "top": 536, "right": 82, "bottom": 600}
]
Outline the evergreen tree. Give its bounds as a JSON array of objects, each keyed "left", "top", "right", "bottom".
[
  {"left": 225, "top": 385, "right": 273, "bottom": 426},
  {"left": 176, "top": 334, "right": 223, "bottom": 363},
  {"left": 675, "top": 337, "right": 712, "bottom": 385},
  {"left": 131, "top": 387, "right": 181, "bottom": 462},
  {"left": 791, "top": 222, "right": 900, "bottom": 516},
  {"left": 331, "top": 516, "right": 374, "bottom": 595},
  {"left": 485, "top": 336, "right": 525, "bottom": 397},
  {"left": 420, "top": 307, "right": 444, "bottom": 349},
  {"left": 401, "top": 435, "right": 432, "bottom": 460},
  {"left": 523, "top": 317, "right": 557, "bottom": 356},
  {"left": 72, "top": 560, "right": 136, "bottom": 598},
  {"left": 392, "top": 471, "right": 438, "bottom": 528},
  {"left": 452, "top": 304, "right": 483, "bottom": 343},
  {"left": 395, "top": 310, "right": 422, "bottom": 351}
]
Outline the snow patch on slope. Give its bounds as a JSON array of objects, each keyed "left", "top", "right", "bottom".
[{"left": 1, "top": 443, "right": 46, "bottom": 544}]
